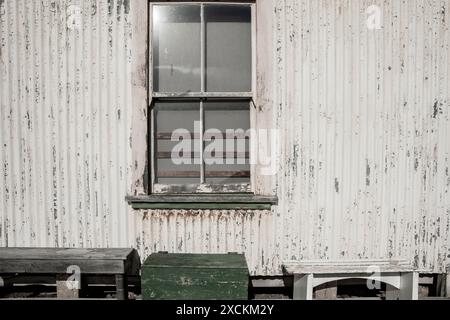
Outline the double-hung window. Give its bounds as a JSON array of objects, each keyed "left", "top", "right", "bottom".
[{"left": 150, "top": 2, "right": 254, "bottom": 194}]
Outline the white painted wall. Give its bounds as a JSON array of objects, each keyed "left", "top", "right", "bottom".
[{"left": 1, "top": 0, "right": 449, "bottom": 275}]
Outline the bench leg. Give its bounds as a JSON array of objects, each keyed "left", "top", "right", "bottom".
[
  {"left": 115, "top": 274, "right": 128, "bottom": 300},
  {"left": 293, "top": 274, "right": 313, "bottom": 300},
  {"left": 399, "top": 272, "right": 419, "bottom": 300}
]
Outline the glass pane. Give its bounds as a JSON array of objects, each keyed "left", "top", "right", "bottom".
[
  {"left": 204, "top": 101, "right": 250, "bottom": 184},
  {"left": 154, "top": 102, "right": 201, "bottom": 184},
  {"left": 153, "top": 5, "right": 201, "bottom": 93},
  {"left": 205, "top": 5, "right": 252, "bottom": 92}
]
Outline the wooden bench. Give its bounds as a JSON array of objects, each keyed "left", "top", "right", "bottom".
[
  {"left": 0, "top": 248, "right": 141, "bottom": 300},
  {"left": 283, "top": 259, "right": 419, "bottom": 300}
]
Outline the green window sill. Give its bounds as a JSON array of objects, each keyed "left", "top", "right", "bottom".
[{"left": 126, "top": 194, "right": 278, "bottom": 210}]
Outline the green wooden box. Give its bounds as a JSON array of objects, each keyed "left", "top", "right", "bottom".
[{"left": 142, "top": 253, "right": 249, "bottom": 300}]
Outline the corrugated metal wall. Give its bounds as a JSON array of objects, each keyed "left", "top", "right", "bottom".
[
  {"left": 0, "top": 0, "right": 134, "bottom": 248},
  {"left": 1, "top": 0, "right": 449, "bottom": 276},
  {"left": 133, "top": 210, "right": 275, "bottom": 275},
  {"left": 265, "top": 0, "right": 450, "bottom": 273}
]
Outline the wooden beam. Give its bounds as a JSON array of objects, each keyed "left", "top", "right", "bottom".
[
  {"left": 127, "top": 194, "right": 278, "bottom": 204},
  {"left": 131, "top": 202, "right": 272, "bottom": 210},
  {"left": 0, "top": 249, "right": 141, "bottom": 276},
  {"left": 115, "top": 275, "right": 128, "bottom": 300}
]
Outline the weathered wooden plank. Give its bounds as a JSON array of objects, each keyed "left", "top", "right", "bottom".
[
  {"left": 283, "top": 260, "right": 415, "bottom": 274},
  {"left": 128, "top": 193, "right": 276, "bottom": 209},
  {"left": 144, "top": 253, "right": 249, "bottom": 269},
  {"left": 127, "top": 195, "right": 278, "bottom": 204},
  {"left": 131, "top": 203, "right": 272, "bottom": 210},
  {"left": 142, "top": 253, "right": 249, "bottom": 300},
  {"left": 0, "top": 248, "right": 134, "bottom": 260},
  {"left": 0, "top": 274, "right": 141, "bottom": 287},
  {"left": 115, "top": 274, "right": 128, "bottom": 300},
  {"left": 0, "top": 248, "right": 141, "bottom": 275},
  {"left": 0, "top": 259, "right": 125, "bottom": 274}
]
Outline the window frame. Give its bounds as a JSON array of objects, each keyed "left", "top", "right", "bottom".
[{"left": 149, "top": 1, "right": 256, "bottom": 195}]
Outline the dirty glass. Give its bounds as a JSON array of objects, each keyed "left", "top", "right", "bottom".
[
  {"left": 153, "top": 5, "right": 201, "bottom": 92},
  {"left": 205, "top": 5, "right": 252, "bottom": 92},
  {"left": 204, "top": 101, "right": 250, "bottom": 184},
  {"left": 154, "top": 102, "right": 201, "bottom": 184}
]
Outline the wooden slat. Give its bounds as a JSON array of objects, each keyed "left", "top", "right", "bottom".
[
  {"left": 0, "top": 248, "right": 134, "bottom": 260},
  {"left": 126, "top": 194, "right": 278, "bottom": 204},
  {"left": 283, "top": 260, "right": 415, "bottom": 274},
  {"left": 0, "top": 259, "right": 125, "bottom": 274},
  {"left": 0, "top": 274, "right": 141, "bottom": 286},
  {"left": 0, "top": 248, "right": 141, "bottom": 276},
  {"left": 132, "top": 203, "right": 272, "bottom": 210}
]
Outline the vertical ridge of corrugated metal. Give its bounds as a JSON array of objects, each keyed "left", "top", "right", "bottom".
[
  {"left": 267, "top": 0, "right": 450, "bottom": 273},
  {"left": 133, "top": 210, "right": 273, "bottom": 275},
  {"left": 0, "top": 0, "right": 133, "bottom": 249}
]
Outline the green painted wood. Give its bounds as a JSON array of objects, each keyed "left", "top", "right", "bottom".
[
  {"left": 142, "top": 254, "right": 249, "bottom": 300},
  {"left": 127, "top": 194, "right": 278, "bottom": 210},
  {"left": 144, "top": 253, "right": 249, "bottom": 268},
  {"left": 131, "top": 202, "right": 272, "bottom": 210},
  {"left": 127, "top": 195, "right": 278, "bottom": 204},
  {"left": 0, "top": 248, "right": 141, "bottom": 275}
]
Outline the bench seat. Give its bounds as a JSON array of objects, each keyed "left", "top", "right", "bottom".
[{"left": 0, "top": 248, "right": 141, "bottom": 300}]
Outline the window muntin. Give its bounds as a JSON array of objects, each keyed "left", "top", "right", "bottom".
[{"left": 151, "top": 2, "right": 253, "bottom": 194}]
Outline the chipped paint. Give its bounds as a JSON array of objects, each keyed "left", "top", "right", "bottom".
[
  {"left": 0, "top": 0, "right": 450, "bottom": 276},
  {"left": 0, "top": 0, "right": 134, "bottom": 249}
]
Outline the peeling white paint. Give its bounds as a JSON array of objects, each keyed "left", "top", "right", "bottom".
[{"left": 0, "top": 0, "right": 449, "bottom": 276}]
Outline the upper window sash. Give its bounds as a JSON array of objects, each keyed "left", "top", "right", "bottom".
[{"left": 150, "top": 2, "right": 254, "bottom": 97}]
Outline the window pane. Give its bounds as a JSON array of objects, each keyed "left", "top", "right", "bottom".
[
  {"left": 205, "top": 5, "right": 252, "bottom": 92},
  {"left": 153, "top": 5, "right": 201, "bottom": 93},
  {"left": 154, "top": 102, "right": 201, "bottom": 184},
  {"left": 204, "top": 101, "right": 250, "bottom": 184}
]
